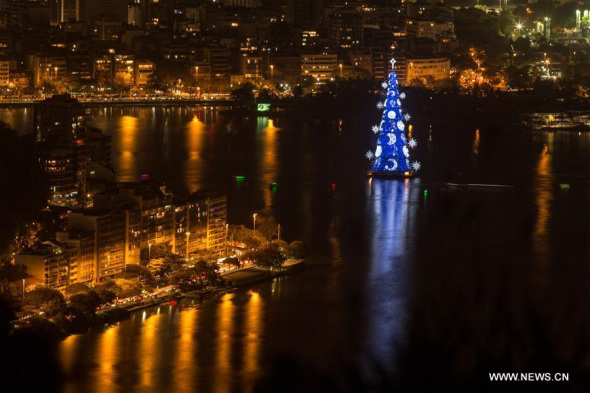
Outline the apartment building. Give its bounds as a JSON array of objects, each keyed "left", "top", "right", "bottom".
[
  {"left": 0, "top": 59, "right": 9, "bottom": 86},
  {"left": 134, "top": 59, "right": 154, "bottom": 86},
  {"left": 206, "top": 194, "right": 228, "bottom": 258},
  {"left": 67, "top": 209, "right": 128, "bottom": 281},
  {"left": 405, "top": 57, "right": 450, "bottom": 86},
  {"left": 240, "top": 55, "right": 263, "bottom": 80},
  {"left": 301, "top": 52, "right": 338, "bottom": 82},
  {"left": 15, "top": 241, "right": 78, "bottom": 293}
]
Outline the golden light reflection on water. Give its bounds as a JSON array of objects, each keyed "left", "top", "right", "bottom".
[
  {"left": 534, "top": 138, "right": 553, "bottom": 269},
  {"left": 138, "top": 310, "right": 166, "bottom": 388},
  {"left": 95, "top": 325, "right": 119, "bottom": 389},
  {"left": 473, "top": 129, "right": 480, "bottom": 157},
  {"left": 243, "top": 291, "right": 263, "bottom": 391},
  {"left": 259, "top": 118, "right": 279, "bottom": 208},
  {"left": 0, "top": 108, "right": 34, "bottom": 136},
  {"left": 59, "top": 333, "right": 81, "bottom": 376},
  {"left": 185, "top": 115, "right": 206, "bottom": 192},
  {"left": 173, "top": 306, "right": 198, "bottom": 392},
  {"left": 215, "top": 293, "right": 235, "bottom": 393},
  {"left": 118, "top": 116, "right": 139, "bottom": 181}
]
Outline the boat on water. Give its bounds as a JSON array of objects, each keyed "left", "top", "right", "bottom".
[
  {"left": 540, "top": 123, "right": 590, "bottom": 132},
  {"left": 522, "top": 112, "right": 590, "bottom": 131}
]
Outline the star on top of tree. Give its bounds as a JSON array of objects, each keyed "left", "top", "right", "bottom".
[
  {"left": 390, "top": 58, "right": 396, "bottom": 67},
  {"left": 366, "top": 151, "right": 374, "bottom": 160},
  {"left": 377, "top": 101, "right": 384, "bottom": 109},
  {"left": 409, "top": 138, "right": 417, "bottom": 148},
  {"left": 399, "top": 92, "right": 406, "bottom": 99},
  {"left": 372, "top": 125, "right": 380, "bottom": 134},
  {"left": 403, "top": 113, "right": 411, "bottom": 122},
  {"left": 412, "top": 161, "right": 421, "bottom": 171},
  {"left": 381, "top": 82, "right": 388, "bottom": 89}
]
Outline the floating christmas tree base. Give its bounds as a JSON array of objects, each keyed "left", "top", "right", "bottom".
[{"left": 367, "top": 170, "right": 416, "bottom": 179}]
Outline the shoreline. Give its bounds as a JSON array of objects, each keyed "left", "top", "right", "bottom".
[
  {"left": 13, "top": 260, "right": 307, "bottom": 343},
  {"left": 0, "top": 98, "right": 235, "bottom": 108}
]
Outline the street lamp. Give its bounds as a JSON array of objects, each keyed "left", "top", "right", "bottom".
[
  {"left": 339, "top": 63, "right": 343, "bottom": 77},
  {"left": 148, "top": 242, "right": 152, "bottom": 263},
  {"left": 64, "top": 266, "right": 69, "bottom": 298},
  {"left": 277, "top": 224, "right": 281, "bottom": 241},
  {"left": 270, "top": 65, "right": 274, "bottom": 81},
  {"left": 186, "top": 232, "right": 191, "bottom": 260},
  {"left": 225, "top": 223, "right": 229, "bottom": 256},
  {"left": 253, "top": 213, "right": 257, "bottom": 233}
]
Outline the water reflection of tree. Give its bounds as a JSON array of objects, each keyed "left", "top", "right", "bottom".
[{"left": 257, "top": 187, "right": 590, "bottom": 391}]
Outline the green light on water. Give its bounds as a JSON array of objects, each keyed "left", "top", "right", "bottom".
[{"left": 235, "top": 176, "right": 246, "bottom": 182}]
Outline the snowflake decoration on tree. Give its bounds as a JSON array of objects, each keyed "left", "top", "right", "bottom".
[
  {"left": 397, "top": 120, "right": 405, "bottom": 131},
  {"left": 412, "top": 161, "right": 421, "bottom": 171},
  {"left": 403, "top": 113, "right": 411, "bottom": 122},
  {"left": 409, "top": 138, "right": 417, "bottom": 148},
  {"left": 381, "top": 82, "right": 388, "bottom": 89},
  {"left": 399, "top": 92, "right": 406, "bottom": 99},
  {"left": 377, "top": 101, "right": 384, "bottom": 109},
  {"left": 366, "top": 151, "right": 374, "bottom": 160},
  {"left": 372, "top": 125, "right": 380, "bottom": 134}
]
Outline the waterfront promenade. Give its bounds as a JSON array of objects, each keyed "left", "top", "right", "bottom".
[{"left": 0, "top": 95, "right": 234, "bottom": 107}]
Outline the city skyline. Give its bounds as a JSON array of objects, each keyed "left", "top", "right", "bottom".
[{"left": 2, "top": 0, "right": 590, "bottom": 391}]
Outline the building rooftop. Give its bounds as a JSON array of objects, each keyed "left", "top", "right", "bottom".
[{"left": 18, "top": 240, "right": 69, "bottom": 256}]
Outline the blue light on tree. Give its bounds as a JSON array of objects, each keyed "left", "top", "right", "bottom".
[{"left": 367, "top": 58, "right": 419, "bottom": 176}]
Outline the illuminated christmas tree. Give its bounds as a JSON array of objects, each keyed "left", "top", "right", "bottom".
[{"left": 367, "top": 58, "right": 420, "bottom": 177}]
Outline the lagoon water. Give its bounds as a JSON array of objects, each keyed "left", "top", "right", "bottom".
[{"left": 3, "top": 106, "right": 590, "bottom": 391}]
